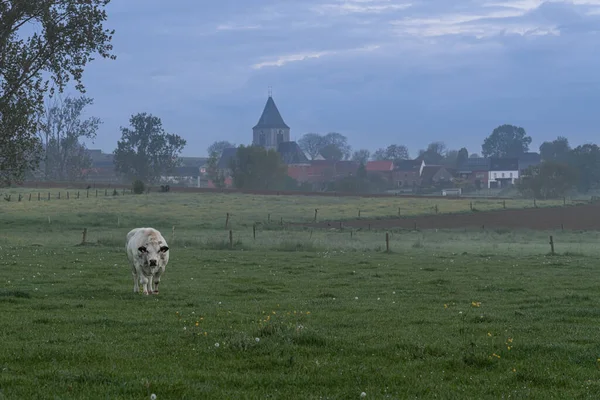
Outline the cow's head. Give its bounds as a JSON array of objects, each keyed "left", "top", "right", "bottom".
[{"left": 138, "top": 243, "right": 169, "bottom": 268}]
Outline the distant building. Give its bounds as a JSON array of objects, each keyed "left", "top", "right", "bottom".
[
  {"left": 252, "top": 94, "right": 290, "bottom": 151},
  {"left": 488, "top": 157, "right": 519, "bottom": 188}
]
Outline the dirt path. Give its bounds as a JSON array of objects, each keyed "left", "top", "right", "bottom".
[{"left": 299, "top": 203, "right": 600, "bottom": 231}]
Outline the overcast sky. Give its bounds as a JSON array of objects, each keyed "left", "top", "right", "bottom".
[{"left": 76, "top": 0, "right": 600, "bottom": 158}]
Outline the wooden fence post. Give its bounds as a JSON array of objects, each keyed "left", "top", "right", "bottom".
[
  {"left": 225, "top": 212, "right": 230, "bottom": 228},
  {"left": 549, "top": 235, "right": 555, "bottom": 255},
  {"left": 280, "top": 217, "right": 283, "bottom": 226},
  {"left": 563, "top": 197, "right": 566, "bottom": 206},
  {"left": 358, "top": 209, "right": 361, "bottom": 218},
  {"left": 28, "top": 193, "right": 31, "bottom": 201},
  {"left": 58, "top": 192, "right": 61, "bottom": 199},
  {"left": 253, "top": 224, "right": 256, "bottom": 240},
  {"left": 81, "top": 228, "right": 87, "bottom": 245},
  {"left": 229, "top": 230, "right": 233, "bottom": 249},
  {"left": 398, "top": 207, "right": 401, "bottom": 217},
  {"left": 47, "top": 192, "right": 50, "bottom": 200},
  {"left": 413, "top": 222, "right": 417, "bottom": 231},
  {"left": 470, "top": 201, "right": 473, "bottom": 211},
  {"left": 96, "top": 189, "right": 98, "bottom": 197},
  {"left": 87, "top": 189, "right": 89, "bottom": 198},
  {"left": 67, "top": 192, "right": 69, "bottom": 200},
  {"left": 172, "top": 226, "right": 175, "bottom": 244},
  {"left": 386, "top": 232, "right": 390, "bottom": 253},
  {"left": 314, "top": 209, "right": 318, "bottom": 222},
  {"left": 268, "top": 214, "right": 271, "bottom": 224},
  {"left": 104, "top": 189, "right": 107, "bottom": 196},
  {"left": 38, "top": 192, "right": 40, "bottom": 201},
  {"left": 435, "top": 204, "right": 438, "bottom": 214}
]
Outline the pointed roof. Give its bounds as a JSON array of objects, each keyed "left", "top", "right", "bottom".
[{"left": 253, "top": 96, "right": 290, "bottom": 130}]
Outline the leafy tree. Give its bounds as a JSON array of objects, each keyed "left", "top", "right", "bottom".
[
  {"left": 539, "top": 136, "right": 571, "bottom": 163},
  {"left": 229, "top": 145, "right": 288, "bottom": 190},
  {"left": 418, "top": 141, "right": 446, "bottom": 164},
  {"left": 206, "top": 151, "right": 226, "bottom": 188},
  {"left": 351, "top": 149, "right": 371, "bottom": 164},
  {"left": 517, "top": 161, "right": 577, "bottom": 199},
  {"left": 114, "top": 113, "right": 187, "bottom": 184},
  {"left": 321, "top": 132, "right": 352, "bottom": 160},
  {"left": 0, "top": 0, "right": 115, "bottom": 186},
  {"left": 37, "top": 96, "right": 100, "bottom": 181},
  {"left": 320, "top": 143, "right": 344, "bottom": 161},
  {"left": 371, "top": 144, "right": 409, "bottom": 161},
  {"left": 482, "top": 124, "right": 532, "bottom": 158},
  {"left": 456, "top": 147, "right": 469, "bottom": 167},
  {"left": 442, "top": 149, "right": 459, "bottom": 167},
  {"left": 298, "top": 133, "right": 323, "bottom": 160},
  {"left": 298, "top": 132, "right": 352, "bottom": 160},
  {"left": 568, "top": 144, "right": 600, "bottom": 192},
  {"left": 469, "top": 153, "right": 480, "bottom": 158},
  {"left": 207, "top": 140, "right": 235, "bottom": 158}
]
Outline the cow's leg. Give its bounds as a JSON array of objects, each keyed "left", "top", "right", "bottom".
[
  {"left": 152, "top": 270, "right": 162, "bottom": 294},
  {"left": 132, "top": 270, "right": 139, "bottom": 293},
  {"left": 139, "top": 275, "right": 150, "bottom": 295}
]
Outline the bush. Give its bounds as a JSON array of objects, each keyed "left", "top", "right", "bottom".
[{"left": 132, "top": 180, "right": 145, "bottom": 194}]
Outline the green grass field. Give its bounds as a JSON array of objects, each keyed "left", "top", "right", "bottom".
[{"left": 1, "top": 191, "right": 600, "bottom": 398}]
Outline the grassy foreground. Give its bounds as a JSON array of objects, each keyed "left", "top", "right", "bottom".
[
  {"left": 1, "top": 247, "right": 600, "bottom": 398},
  {"left": 1, "top": 191, "right": 600, "bottom": 398}
]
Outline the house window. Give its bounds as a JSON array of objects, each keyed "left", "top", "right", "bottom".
[
  {"left": 502, "top": 173, "right": 505, "bottom": 178},
  {"left": 510, "top": 172, "right": 513, "bottom": 178}
]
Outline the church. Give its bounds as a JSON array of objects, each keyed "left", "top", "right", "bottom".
[{"left": 217, "top": 93, "right": 310, "bottom": 170}]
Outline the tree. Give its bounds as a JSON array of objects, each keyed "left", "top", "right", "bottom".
[
  {"left": 517, "top": 161, "right": 578, "bottom": 199},
  {"left": 37, "top": 95, "right": 101, "bottom": 181},
  {"left": 568, "top": 144, "right": 600, "bottom": 192},
  {"left": 320, "top": 143, "right": 344, "bottom": 161},
  {"left": 298, "top": 133, "right": 323, "bottom": 160},
  {"left": 114, "top": 113, "right": 187, "bottom": 184},
  {"left": 207, "top": 140, "right": 235, "bottom": 158},
  {"left": 351, "top": 149, "right": 370, "bottom": 165},
  {"left": 442, "top": 150, "right": 459, "bottom": 167},
  {"left": 371, "top": 144, "right": 409, "bottom": 161},
  {"left": 539, "top": 136, "right": 571, "bottom": 163},
  {"left": 469, "top": 153, "right": 480, "bottom": 158},
  {"left": 456, "top": 147, "right": 469, "bottom": 167},
  {"left": 229, "top": 145, "right": 288, "bottom": 190},
  {"left": 321, "top": 132, "right": 352, "bottom": 160},
  {"left": 482, "top": 124, "right": 532, "bottom": 158},
  {"left": 418, "top": 141, "right": 446, "bottom": 164},
  {"left": 206, "top": 151, "right": 226, "bottom": 189},
  {"left": 0, "top": 0, "right": 115, "bottom": 186}
]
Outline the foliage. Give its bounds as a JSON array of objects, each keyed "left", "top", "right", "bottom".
[
  {"left": 418, "top": 142, "right": 447, "bottom": 164},
  {"left": 36, "top": 96, "right": 100, "bottom": 181},
  {"left": 320, "top": 143, "right": 343, "bottom": 161},
  {"left": 297, "top": 133, "right": 323, "bottom": 160},
  {"left": 229, "top": 145, "right": 288, "bottom": 190},
  {"left": 206, "top": 151, "right": 226, "bottom": 188},
  {"left": 482, "top": 124, "right": 532, "bottom": 158},
  {"left": 516, "top": 161, "right": 577, "bottom": 199},
  {"left": 132, "top": 179, "right": 145, "bottom": 194},
  {"left": 372, "top": 144, "right": 409, "bottom": 162},
  {"left": 207, "top": 140, "right": 235, "bottom": 158},
  {"left": 539, "top": 136, "right": 571, "bottom": 163},
  {"left": 568, "top": 144, "right": 600, "bottom": 192},
  {"left": 351, "top": 149, "right": 370, "bottom": 164},
  {"left": 0, "top": 0, "right": 115, "bottom": 186},
  {"left": 113, "top": 113, "right": 187, "bottom": 184},
  {"left": 298, "top": 132, "right": 351, "bottom": 160}
]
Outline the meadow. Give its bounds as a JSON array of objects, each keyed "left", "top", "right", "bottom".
[{"left": 1, "top": 190, "right": 599, "bottom": 399}]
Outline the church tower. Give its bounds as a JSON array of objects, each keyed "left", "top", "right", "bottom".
[{"left": 252, "top": 92, "right": 290, "bottom": 151}]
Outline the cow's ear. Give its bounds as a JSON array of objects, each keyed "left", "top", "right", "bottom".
[
  {"left": 160, "top": 246, "right": 169, "bottom": 253},
  {"left": 138, "top": 246, "right": 147, "bottom": 253}
]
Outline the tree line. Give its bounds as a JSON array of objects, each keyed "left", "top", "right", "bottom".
[{"left": 1, "top": 1, "right": 598, "bottom": 198}]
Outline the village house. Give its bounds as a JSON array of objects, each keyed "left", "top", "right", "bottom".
[
  {"left": 419, "top": 165, "right": 456, "bottom": 187},
  {"left": 488, "top": 157, "right": 519, "bottom": 188},
  {"left": 393, "top": 159, "right": 425, "bottom": 189},
  {"left": 457, "top": 157, "right": 490, "bottom": 189}
]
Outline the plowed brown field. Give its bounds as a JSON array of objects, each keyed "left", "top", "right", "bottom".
[{"left": 302, "top": 203, "right": 600, "bottom": 231}]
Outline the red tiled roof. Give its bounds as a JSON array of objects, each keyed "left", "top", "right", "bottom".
[{"left": 366, "top": 161, "right": 394, "bottom": 172}]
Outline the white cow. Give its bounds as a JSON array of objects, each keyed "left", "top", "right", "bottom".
[{"left": 126, "top": 227, "right": 170, "bottom": 295}]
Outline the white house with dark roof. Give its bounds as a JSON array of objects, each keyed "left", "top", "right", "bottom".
[{"left": 488, "top": 157, "right": 519, "bottom": 188}]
